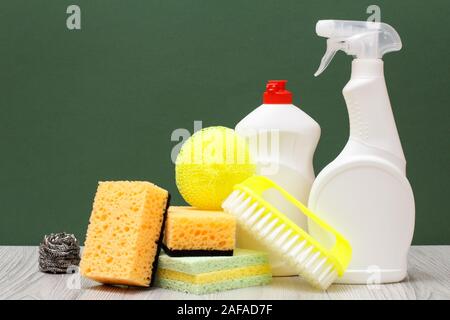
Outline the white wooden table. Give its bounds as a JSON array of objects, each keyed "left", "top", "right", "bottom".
[{"left": 0, "top": 246, "right": 448, "bottom": 300}]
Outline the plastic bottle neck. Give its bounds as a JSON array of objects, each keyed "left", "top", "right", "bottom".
[
  {"left": 351, "top": 58, "right": 384, "bottom": 79},
  {"left": 343, "top": 58, "right": 406, "bottom": 169}
]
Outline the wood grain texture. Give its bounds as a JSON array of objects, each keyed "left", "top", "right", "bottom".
[{"left": 0, "top": 246, "right": 448, "bottom": 300}]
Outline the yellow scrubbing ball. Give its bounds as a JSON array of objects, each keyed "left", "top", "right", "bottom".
[{"left": 175, "top": 126, "right": 255, "bottom": 210}]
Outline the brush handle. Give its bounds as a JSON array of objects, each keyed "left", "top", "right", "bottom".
[{"left": 236, "top": 175, "right": 352, "bottom": 275}]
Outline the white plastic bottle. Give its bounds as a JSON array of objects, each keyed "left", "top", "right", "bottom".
[
  {"left": 308, "top": 20, "right": 415, "bottom": 283},
  {"left": 235, "top": 80, "right": 321, "bottom": 276}
]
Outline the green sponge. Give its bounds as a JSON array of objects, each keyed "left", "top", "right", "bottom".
[
  {"left": 155, "top": 249, "right": 272, "bottom": 295},
  {"left": 157, "top": 274, "right": 272, "bottom": 295},
  {"left": 158, "top": 249, "right": 268, "bottom": 274}
]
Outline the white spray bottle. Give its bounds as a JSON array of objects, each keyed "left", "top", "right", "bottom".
[{"left": 308, "top": 20, "right": 415, "bottom": 284}]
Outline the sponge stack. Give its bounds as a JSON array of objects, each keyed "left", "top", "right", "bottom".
[
  {"left": 80, "top": 181, "right": 170, "bottom": 287},
  {"left": 163, "top": 206, "right": 236, "bottom": 257},
  {"left": 156, "top": 249, "right": 271, "bottom": 294}
]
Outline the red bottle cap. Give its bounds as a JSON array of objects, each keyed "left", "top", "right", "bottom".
[{"left": 263, "top": 80, "right": 293, "bottom": 104}]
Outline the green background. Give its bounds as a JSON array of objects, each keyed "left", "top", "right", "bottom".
[{"left": 0, "top": 0, "right": 449, "bottom": 245}]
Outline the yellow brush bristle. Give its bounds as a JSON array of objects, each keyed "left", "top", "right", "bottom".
[{"left": 223, "top": 188, "right": 343, "bottom": 290}]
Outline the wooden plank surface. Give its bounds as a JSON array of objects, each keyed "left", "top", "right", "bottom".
[{"left": 0, "top": 246, "right": 448, "bottom": 300}]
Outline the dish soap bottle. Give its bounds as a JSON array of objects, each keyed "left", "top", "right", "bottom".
[
  {"left": 308, "top": 20, "right": 415, "bottom": 284},
  {"left": 235, "top": 80, "right": 321, "bottom": 276}
]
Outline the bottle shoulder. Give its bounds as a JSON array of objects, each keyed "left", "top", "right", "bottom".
[
  {"left": 311, "top": 155, "right": 413, "bottom": 198},
  {"left": 236, "top": 104, "right": 320, "bottom": 135}
]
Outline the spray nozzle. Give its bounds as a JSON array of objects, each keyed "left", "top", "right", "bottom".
[{"left": 314, "top": 20, "right": 402, "bottom": 77}]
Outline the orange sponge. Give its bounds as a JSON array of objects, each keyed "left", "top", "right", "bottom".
[
  {"left": 163, "top": 206, "right": 236, "bottom": 257},
  {"left": 80, "top": 181, "right": 170, "bottom": 287}
]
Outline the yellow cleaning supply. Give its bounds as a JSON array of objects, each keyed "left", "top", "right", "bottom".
[
  {"left": 175, "top": 126, "right": 255, "bottom": 210},
  {"left": 163, "top": 206, "right": 236, "bottom": 256},
  {"left": 80, "top": 181, "right": 170, "bottom": 287},
  {"left": 222, "top": 176, "right": 351, "bottom": 290}
]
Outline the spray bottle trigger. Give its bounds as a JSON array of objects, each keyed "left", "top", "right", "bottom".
[
  {"left": 314, "top": 39, "right": 346, "bottom": 77},
  {"left": 314, "top": 48, "right": 337, "bottom": 77}
]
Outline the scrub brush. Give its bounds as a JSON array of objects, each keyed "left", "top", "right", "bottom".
[{"left": 222, "top": 175, "right": 352, "bottom": 290}]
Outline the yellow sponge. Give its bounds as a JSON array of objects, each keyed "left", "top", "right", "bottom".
[
  {"left": 158, "top": 264, "right": 271, "bottom": 284},
  {"left": 80, "top": 181, "right": 170, "bottom": 287},
  {"left": 163, "top": 206, "right": 236, "bottom": 256},
  {"left": 175, "top": 126, "right": 255, "bottom": 210}
]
